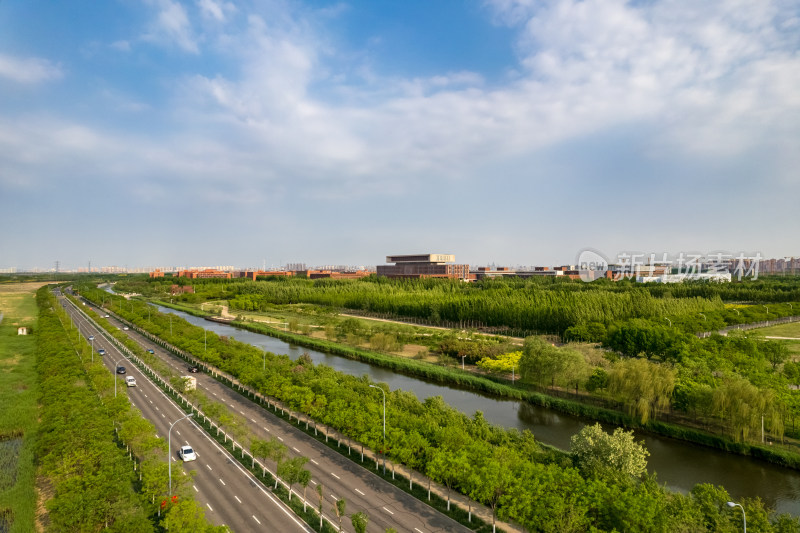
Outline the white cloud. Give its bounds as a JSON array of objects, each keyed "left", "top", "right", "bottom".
[
  {"left": 197, "top": 0, "right": 235, "bottom": 22},
  {"left": 142, "top": 0, "right": 199, "bottom": 53},
  {"left": 0, "top": 53, "right": 63, "bottom": 84}
]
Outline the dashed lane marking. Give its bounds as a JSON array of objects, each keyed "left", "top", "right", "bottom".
[
  {"left": 252, "top": 515, "right": 261, "bottom": 525},
  {"left": 234, "top": 495, "right": 242, "bottom": 504},
  {"left": 355, "top": 488, "right": 365, "bottom": 496},
  {"left": 330, "top": 473, "right": 340, "bottom": 480},
  {"left": 219, "top": 478, "right": 226, "bottom": 486},
  {"left": 383, "top": 507, "right": 394, "bottom": 515},
  {"left": 207, "top": 503, "right": 213, "bottom": 512}
]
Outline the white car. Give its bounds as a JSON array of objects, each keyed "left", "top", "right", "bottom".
[
  {"left": 125, "top": 376, "right": 137, "bottom": 387},
  {"left": 123, "top": 326, "right": 129, "bottom": 331},
  {"left": 178, "top": 445, "right": 197, "bottom": 462}
]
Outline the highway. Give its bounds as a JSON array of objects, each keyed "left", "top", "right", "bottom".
[
  {"left": 60, "top": 294, "right": 313, "bottom": 533},
  {"left": 70, "top": 295, "right": 472, "bottom": 533}
]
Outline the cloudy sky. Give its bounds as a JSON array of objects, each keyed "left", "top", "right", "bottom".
[{"left": 1, "top": 0, "right": 798, "bottom": 271}]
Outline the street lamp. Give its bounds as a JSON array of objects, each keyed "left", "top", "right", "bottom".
[
  {"left": 91, "top": 337, "right": 94, "bottom": 362},
  {"left": 699, "top": 313, "right": 707, "bottom": 321},
  {"left": 204, "top": 330, "right": 207, "bottom": 353},
  {"left": 664, "top": 317, "right": 671, "bottom": 327},
  {"left": 461, "top": 354, "right": 466, "bottom": 370},
  {"left": 263, "top": 350, "right": 267, "bottom": 371},
  {"left": 726, "top": 501, "right": 746, "bottom": 532},
  {"left": 369, "top": 384, "right": 386, "bottom": 475},
  {"left": 169, "top": 413, "right": 194, "bottom": 495}
]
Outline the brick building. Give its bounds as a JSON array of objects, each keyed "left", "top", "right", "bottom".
[{"left": 377, "top": 254, "right": 469, "bottom": 280}]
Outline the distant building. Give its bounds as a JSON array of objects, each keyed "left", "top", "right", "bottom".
[
  {"left": 637, "top": 273, "right": 732, "bottom": 283},
  {"left": 176, "top": 269, "right": 231, "bottom": 279},
  {"left": 17, "top": 327, "right": 27, "bottom": 335},
  {"left": 377, "top": 254, "right": 469, "bottom": 280},
  {"left": 170, "top": 285, "right": 195, "bottom": 295},
  {"left": 306, "top": 270, "right": 371, "bottom": 280}
]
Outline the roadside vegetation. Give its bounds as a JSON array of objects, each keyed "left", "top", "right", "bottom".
[
  {"left": 0, "top": 282, "right": 43, "bottom": 533},
  {"left": 79, "top": 282, "right": 800, "bottom": 532}
]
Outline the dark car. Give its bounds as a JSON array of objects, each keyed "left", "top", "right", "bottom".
[
  {"left": 116, "top": 366, "right": 126, "bottom": 374},
  {"left": 188, "top": 365, "right": 200, "bottom": 373},
  {"left": 146, "top": 349, "right": 155, "bottom": 354},
  {"left": 98, "top": 349, "right": 106, "bottom": 356}
]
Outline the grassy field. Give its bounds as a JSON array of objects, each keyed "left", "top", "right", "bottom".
[
  {"left": 0, "top": 282, "right": 50, "bottom": 533},
  {"left": 749, "top": 321, "right": 800, "bottom": 360},
  {"left": 755, "top": 321, "right": 800, "bottom": 338}
]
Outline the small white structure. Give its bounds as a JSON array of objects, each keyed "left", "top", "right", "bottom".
[
  {"left": 17, "top": 327, "right": 27, "bottom": 335},
  {"left": 182, "top": 376, "right": 197, "bottom": 391}
]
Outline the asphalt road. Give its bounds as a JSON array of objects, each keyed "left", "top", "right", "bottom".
[
  {"left": 72, "top": 296, "right": 472, "bottom": 533},
  {"left": 61, "top": 294, "right": 313, "bottom": 533}
]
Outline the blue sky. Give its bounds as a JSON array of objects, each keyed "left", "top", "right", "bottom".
[{"left": 1, "top": 0, "right": 798, "bottom": 271}]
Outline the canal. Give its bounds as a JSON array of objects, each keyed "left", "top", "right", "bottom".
[{"left": 157, "top": 305, "right": 800, "bottom": 515}]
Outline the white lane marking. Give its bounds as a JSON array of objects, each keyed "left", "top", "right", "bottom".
[
  {"left": 292, "top": 447, "right": 300, "bottom": 453},
  {"left": 193, "top": 485, "right": 198, "bottom": 492},
  {"left": 310, "top": 480, "right": 317, "bottom": 486},
  {"left": 330, "top": 494, "right": 338, "bottom": 501},
  {"left": 330, "top": 473, "right": 340, "bottom": 480},
  {"left": 239, "top": 411, "right": 246, "bottom": 415},
  {"left": 206, "top": 464, "right": 212, "bottom": 471},
  {"left": 234, "top": 495, "right": 242, "bottom": 504},
  {"left": 206, "top": 503, "right": 213, "bottom": 512},
  {"left": 212, "top": 392, "right": 217, "bottom": 396},
  {"left": 161, "top": 414, "right": 166, "bottom": 418},
  {"left": 277, "top": 437, "right": 283, "bottom": 442},
  {"left": 155, "top": 406, "right": 159, "bottom": 411},
  {"left": 171, "top": 457, "right": 176, "bottom": 462},
  {"left": 176, "top": 431, "right": 181, "bottom": 436},
  {"left": 264, "top": 427, "right": 270, "bottom": 432},
  {"left": 219, "top": 478, "right": 226, "bottom": 486},
  {"left": 383, "top": 507, "right": 394, "bottom": 515},
  {"left": 149, "top": 400, "right": 153, "bottom": 404},
  {"left": 252, "top": 515, "right": 261, "bottom": 525},
  {"left": 144, "top": 394, "right": 148, "bottom": 398},
  {"left": 415, "top": 529, "right": 424, "bottom": 533},
  {"left": 310, "top": 459, "right": 318, "bottom": 465},
  {"left": 131, "top": 402, "right": 136, "bottom": 407},
  {"left": 251, "top": 418, "right": 257, "bottom": 423},
  {"left": 354, "top": 488, "right": 365, "bottom": 496}
]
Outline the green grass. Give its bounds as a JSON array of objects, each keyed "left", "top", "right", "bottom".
[
  {"left": 754, "top": 320, "right": 800, "bottom": 338},
  {"left": 0, "top": 283, "right": 44, "bottom": 533}
]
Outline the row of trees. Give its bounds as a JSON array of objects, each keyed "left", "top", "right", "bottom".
[
  {"left": 81, "top": 285, "right": 800, "bottom": 532},
  {"left": 41, "top": 289, "right": 226, "bottom": 532}
]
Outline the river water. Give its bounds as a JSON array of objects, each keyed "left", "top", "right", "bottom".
[{"left": 156, "top": 306, "right": 800, "bottom": 514}]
